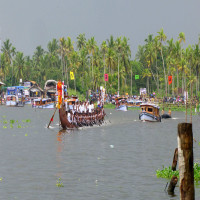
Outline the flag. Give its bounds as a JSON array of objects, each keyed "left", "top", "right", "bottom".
[
  {"left": 50, "top": 117, "right": 54, "bottom": 122},
  {"left": 70, "top": 71, "right": 74, "bottom": 80},
  {"left": 104, "top": 74, "right": 108, "bottom": 81},
  {"left": 168, "top": 76, "right": 172, "bottom": 85},
  {"left": 135, "top": 75, "right": 139, "bottom": 80}
]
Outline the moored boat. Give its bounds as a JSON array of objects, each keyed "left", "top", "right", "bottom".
[
  {"left": 139, "top": 103, "right": 161, "bottom": 122},
  {"left": 115, "top": 97, "right": 128, "bottom": 111},
  {"left": 6, "top": 95, "right": 17, "bottom": 106},
  {"left": 126, "top": 99, "right": 143, "bottom": 107},
  {"left": 32, "top": 98, "right": 55, "bottom": 109}
]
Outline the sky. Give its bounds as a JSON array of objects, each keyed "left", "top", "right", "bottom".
[{"left": 0, "top": 0, "right": 200, "bottom": 58}]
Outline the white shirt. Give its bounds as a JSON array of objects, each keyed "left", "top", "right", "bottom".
[
  {"left": 88, "top": 105, "right": 92, "bottom": 113},
  {"left": 67, "top": 113, "right": 71, "bottom": 122}
]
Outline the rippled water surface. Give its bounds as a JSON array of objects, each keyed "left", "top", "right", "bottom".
[{"left": 0, "top": 105, "right": 200, "bottom": 200}]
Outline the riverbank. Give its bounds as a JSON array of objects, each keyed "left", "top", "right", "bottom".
[{"left": 104, "top": 103, "right": 198, "bottom": 113}]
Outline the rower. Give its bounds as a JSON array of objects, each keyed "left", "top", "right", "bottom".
[{"left": 67, "top": 111, "right": 72, "bottom": 123}]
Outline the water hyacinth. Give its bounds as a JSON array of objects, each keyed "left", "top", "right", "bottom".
[
  {"left": 56, "top": 178, "right": 64, "bottom": 187},
  {"left": 156, "top": 163, "right": 200, "bottom": 183},
  {"left": 1, "top": 118, "right": 31, "bottom": 129},
  {"left": 10, "top": 120, "right": 15, "bottom": 124}
]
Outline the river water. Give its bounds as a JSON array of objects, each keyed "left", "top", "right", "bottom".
[{"left": 0, "top": 105, "right": 200, "bottom": 200}]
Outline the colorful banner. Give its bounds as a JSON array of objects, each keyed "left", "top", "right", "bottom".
[
  {"left": 104, "top": 74, "right": 108, "bottom": 81},
  {"left": 135, "top": 75, "right": 139, "bottom": 80},
  {"left": 70, "top": 71, "right": 74, "bottom": 80},
  {"left": 168, "top": 76, "right": 172, "bottom": 85},
  {"left": 57, "top": 80, "right": 62, "bottom": 108}
]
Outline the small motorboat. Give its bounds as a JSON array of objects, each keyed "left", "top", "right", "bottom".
[
  {"left": 139, "top": 103, "right": 161, "bottom": 122},
  {"left": 6, "top": 95, "right": 17, "bottom": 106},
  {"left": 115, "top": 97, "right": 128, "bottom": 111},
  {"left": 116, "top": 104, "right": 128, "bottom": 111}
]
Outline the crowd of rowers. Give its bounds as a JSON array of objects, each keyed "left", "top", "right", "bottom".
[{"left": 64, "top": 100, "right": 106, "bottom": 127}]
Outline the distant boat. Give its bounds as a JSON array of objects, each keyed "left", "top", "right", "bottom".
[
  {"left": 116, "top": 104, "right": 128, "bottom": 111},
  {"left": 6, "top": 95, "right": 17, "bottom": 106},
  {"left": 139, "top": 103, "right": 161, "bottom": 122},
  {"left": 32, "top": 98, "right": 55, "bottom": 109},
  {"left": 115, "top": 97, "right": 128, "bottom": 111},
  {"left": 126, "top": 99, "right": 143, "bottom": 107}
]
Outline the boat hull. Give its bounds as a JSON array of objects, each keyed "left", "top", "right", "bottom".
[
  {"left": 6, "top": 101, "right": 17, "bottom": 106},
  {"left": 115, "top": 105, "right": 128, "bottom": 111},
  {"left": 59, "top": 103, "right": 105, "bottom": 129},
  {"left": 139, "top": 112, "right": 161, "bottom": 122},
  {"left": 32, "top": 103, "right": 54, "bottom": 109}
]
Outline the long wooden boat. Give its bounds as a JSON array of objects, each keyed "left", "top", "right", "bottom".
[
  {"left": 126, "top": 99, "right": 143, "bottom": 107},
  {"left": 59, "top": 103, "right": 105, "bottom": 129},
  {"left": 32, "top": 98, "right": 55, "bottom": 109},
  {"left": 139, "top": 103, "right": 161, "bottom": 122}
]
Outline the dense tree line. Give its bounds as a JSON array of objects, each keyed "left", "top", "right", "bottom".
[{"left": 0, "top": 29, "right": 200, "bottom": 97}]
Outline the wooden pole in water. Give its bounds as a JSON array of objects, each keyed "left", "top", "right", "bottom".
[
  {"left": 168, "top": 175, "right": 178, "bottom": 195},
  {"left": 178, "top": 123, "right": 194, "bottom": 200},
  {"left": 172, "top": 148, "right": 178, "bottom": 171},
  {"left": 168, "top": 148, "right": 178, "bottom": 194}
]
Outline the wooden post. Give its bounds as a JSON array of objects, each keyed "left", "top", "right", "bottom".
[
  {"left": 172, "top": 148, "right": 178, "bottom": 171},
  {"left": 168, "top": 175, "right": 178, "bottom": 195},
  {"left": 178, "top": 123, "right": 195, "bottom": 200}
]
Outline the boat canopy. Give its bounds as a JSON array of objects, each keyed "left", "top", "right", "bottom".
[{"left": 140, "top": 103, "right": 160, "bottom": 109}]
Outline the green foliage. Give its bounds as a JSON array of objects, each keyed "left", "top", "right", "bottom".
[
  {"left": 1, "top": 118, "right": 31, "bottom": 129},
  {"left": 156, "top": 163, "right": 200, "bottom": 183},
  {"left": 156, "top": 166, "right": 179, "bottom": 179},
  {"left": 10, "top": 120, "right": 15, "bottom": 124},
  {"left": 56, "top": 178, "right": 64, "bottom": 187},
  {"left": 1, "top": 32, "right": 200, "bottom": 97}
]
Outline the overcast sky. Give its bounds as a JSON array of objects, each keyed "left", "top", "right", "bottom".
[{"left": 0, "top": 0, "right": 200, "bottom": 58}]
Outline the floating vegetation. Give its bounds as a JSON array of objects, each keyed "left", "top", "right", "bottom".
[
  {"left": 3, "top": 120, "right": 8, "bottom": 124},
  {"left": 22, "top": 119, "right": 31, "bottom": 123},
  {"left": 17, "top": 124, "right": 22, "bottom": 128},
  {"left": 56, "top": 178, "right": 64, "bottom": 187},
  {"left": 1, "top": 118, "right": 31, "bottom": 129},
  {"left": 156, "top": 163, "right": 200, "bottom": 183},
  {"left": 10, "top": 120, "right": 15, "bottom": 124}
]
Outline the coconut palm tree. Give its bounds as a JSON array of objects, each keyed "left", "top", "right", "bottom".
[
  {"left": 87, "top": 37, "right": 97, "bottom": 88},
  {"left": 100, "top": 41, "right": 107, "bottom": 86},
  {"left": 157, "top": 28, "right": 167, "bottom": 95},
  {"left": 77, "top": 33, "right": 86, "bottom": 50},
  {"left": 70, "top": 51, "right": 80, "bottom": 92},
  {"left": 178, "top": 32, "right": 186, "bottom": 94},
  {"left": 115, "top": 37, "right": 122, "bottom": 95},
  {"left": 13, "top": 52, "right": 25, "bottom": 84}
]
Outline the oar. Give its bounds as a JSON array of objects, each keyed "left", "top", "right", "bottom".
[{"left": 47, "top": 107, "right": 57, "bottom": 128}]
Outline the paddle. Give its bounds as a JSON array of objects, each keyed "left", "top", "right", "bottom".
[{"left": 47, "top": 107, "right": 57, "bottom": 128}]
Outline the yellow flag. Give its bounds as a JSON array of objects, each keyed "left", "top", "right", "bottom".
[{"left": 70, "top": 71, "right": 74, "bottom": 80}]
